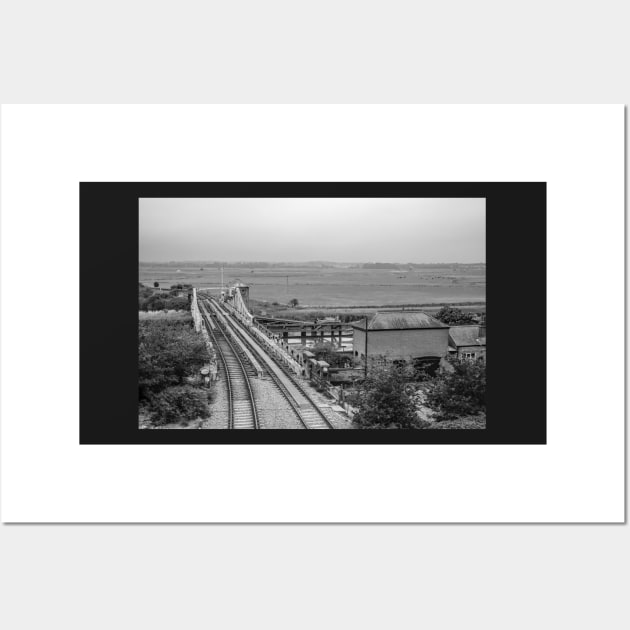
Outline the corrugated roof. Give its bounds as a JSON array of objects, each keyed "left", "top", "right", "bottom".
[
  {"left": 352, "top": 310, "right": 448, "bottom": 330},
  {"left": 448, "top": 325, "right": 486, "bottom": 347}
]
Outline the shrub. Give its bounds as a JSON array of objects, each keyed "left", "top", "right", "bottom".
[
  {"left": 163, "top": 296, "right": 190, "bottom": 310},
  {"left": 139, "top": 319, "right": 208, "bottom": 399},
  {"left": 434, "top": 306, "right": 476, "bottom": 325},
  {"left": 353, "top": 363, "right": 422, "bottom": 429},
  {"left": 139, "top": 292, "right": 190, "bottom": 312},
  {"left": 424, "top": 358, "right": 486, "bottom": 420},
  {"left": 147, "top": 385, "right": 210, "bottom": 426}
]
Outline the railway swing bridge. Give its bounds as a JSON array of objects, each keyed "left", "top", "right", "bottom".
[{"left": 195, "top": 287, "right": 339, "bottom": 430}]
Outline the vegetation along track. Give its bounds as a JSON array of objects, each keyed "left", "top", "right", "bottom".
[
  {"left": 204, "top": 297, "right": 335, "bottom": 430},
  {"left": 199, "top": 301, "right": 259, "bottom": 429}
]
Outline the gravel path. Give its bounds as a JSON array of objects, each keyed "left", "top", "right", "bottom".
[{"left": 201, "top": 380, "right": 229, "bottom": 429}]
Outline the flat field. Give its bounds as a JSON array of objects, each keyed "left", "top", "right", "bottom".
[
  {"left": 139, "top": 263, "right": 485, "bottom": 309},
  {"left": 138, "top": 310, "right": 191, "bottom": 321}
]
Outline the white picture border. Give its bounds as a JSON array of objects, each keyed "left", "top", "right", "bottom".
[{"left": 0, "top": 104, "right": 624, "bottom": 522}]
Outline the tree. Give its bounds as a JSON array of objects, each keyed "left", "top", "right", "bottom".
[
  {"left": 138, "top": 319, "right": 208, "bottom": 399},
  {"left": 153, "top": 281, "right": 160, "bottom": 288},
  {"left": 288, "top": 298, "right": 299, "bottom": 307},
  {"left": 353, "top": 363, "right": 424, "bottom": 429},
  {"left": 424, "top": 358, "right": 486, "bottom": 420},
  {"left": 434, "top": 306, "right": 476, "bottom": 325},
  {"left": 146, "top": 385, "right": 210, "bottom": 426}
]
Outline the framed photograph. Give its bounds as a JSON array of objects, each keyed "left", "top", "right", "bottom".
[
  {"left": 1, "top": 105, "right": 623, "bottom": 522},
  {"left": 81, "top": 182, "right": 545, "bottom": 445}
]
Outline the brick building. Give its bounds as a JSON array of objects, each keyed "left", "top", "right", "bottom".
[
  {"left": 351, "top": 310, "right": 450, "bottom": 367},
  {"left": 448, "top": 324, "right": 486, "bottom": 360}
]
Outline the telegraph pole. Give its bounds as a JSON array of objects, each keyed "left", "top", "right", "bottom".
[{"left": 364, "top": 316, "right": 369, "bottom": 378}]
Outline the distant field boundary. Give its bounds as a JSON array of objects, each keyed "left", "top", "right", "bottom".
[
  {"left": 293, "top": 302, "right": 486, "bottom": 310},
  {"left": 138, "top": 310, "right": 191, "bottom": 320}
]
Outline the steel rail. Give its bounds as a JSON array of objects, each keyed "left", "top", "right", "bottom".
[
  {"left": 199, "top": 300, "right": 259, "bottom": 430},
  {"left": 206, "top": 298, "right": 335, "bottom": 430}
]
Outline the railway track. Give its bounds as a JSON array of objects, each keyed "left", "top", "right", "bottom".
[
  {"left": 199, "top": 301, "right": 259, "bottom": 429},
  {"left": 204, "top": 297, "right": 335, "bottom": 430}
]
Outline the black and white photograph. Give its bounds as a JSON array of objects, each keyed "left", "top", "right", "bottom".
[
  {"left": 138, "top": 197, "right": 486, "bottom": 431},
  {"left": 1, "top": 10, "right": 627, "bottom": 630}
]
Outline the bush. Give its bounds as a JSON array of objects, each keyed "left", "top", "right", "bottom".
[
  {"left": 424, "top": 358, "right": 486, "bottom": 420},
  {"left": 138, "top": 301, "right": 212, "bottom": 427},
  {"left": 164, "top": 296, "right": 190, "bottom": 310},
  {"left": 139, "top": 293, "right": 190, "bottom": 312},
  {"left": 353, "top": 363, "right": 422, "bottom": 429},
  {"left": 434, "top": 306, "right": 476, "bottom": 325},
  {"left": 147, "top": 385, "right": 210, "bottom": 426},
  {"left": 139, "top": 319, "right": 208, "bottom": 399}
]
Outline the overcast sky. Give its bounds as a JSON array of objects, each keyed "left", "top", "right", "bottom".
[{"left": 139, "top": 198, "right": 485, "bottom": 263}]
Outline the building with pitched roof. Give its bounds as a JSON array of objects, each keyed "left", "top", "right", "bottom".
[
  {"left": 351, "top": 310, "right": 450, "bottom": 367},
  {"left": 448, "top": 324, "right": 486, "bottom": 360}
]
